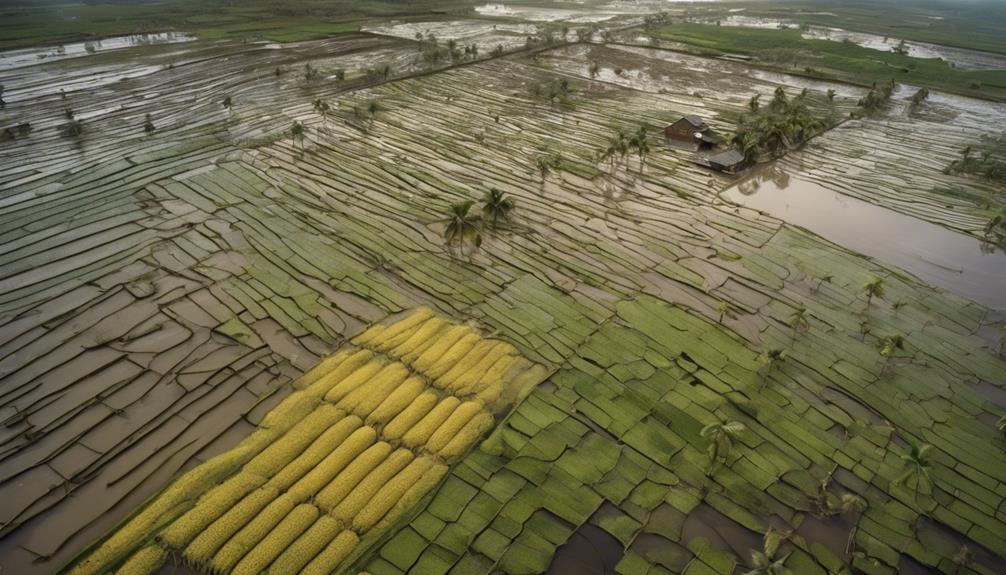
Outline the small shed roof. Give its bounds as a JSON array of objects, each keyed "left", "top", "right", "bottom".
[
  {"left": 708, "top": 149, "right": 745, "bottom": 168},
  {"left": 683, "top": 115, "right": 705, "bottom": 127}
]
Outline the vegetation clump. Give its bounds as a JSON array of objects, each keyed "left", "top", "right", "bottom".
[
  {"left": 732, "top": 87, "right": 830, "bottom": 164},
  {"left": 856, "top": 79, "right": 896, "bottom": 115}
]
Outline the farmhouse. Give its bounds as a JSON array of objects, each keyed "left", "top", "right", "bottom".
[{"left": 664, "top": 115, "right": 721, "bottom": 149}]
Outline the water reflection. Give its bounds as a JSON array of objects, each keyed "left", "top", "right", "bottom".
[{"left": 721, "top": 169, "right": 1006, "bottom": 309}]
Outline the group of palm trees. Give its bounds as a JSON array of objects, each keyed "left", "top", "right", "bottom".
[
  {"left": 529, "top": 78, "right": 576, "bottom": 109},
  {"left": 944, "top": 135, "right": 1006, "bottom": 187},
  {"left": 442, "top": 188, "right": 515, "bottom": 256},
  {"left": 732, "top": 87, "right": 830, "bottom": 165},
  {"left": 857, "top": 79, "right": 896, "bottom": 115},
  {"left": 598, "top": 126, "right": 650, "bottom": 172}
]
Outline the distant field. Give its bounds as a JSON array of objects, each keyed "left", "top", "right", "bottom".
[
  {"left": 657, "top": 23, "right": 1006, "bottom": 101},
  {"left": 721, "top": 0, "right": 1006, "bottom": 57},
  {"left": 0, "top": 0, "right": 471, "bottom": 48}
]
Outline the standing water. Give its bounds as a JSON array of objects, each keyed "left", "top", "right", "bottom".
[{"left": 720, "top": 172, "right": 1006, "bottom": 310}]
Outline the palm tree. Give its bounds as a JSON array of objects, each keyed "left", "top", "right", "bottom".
[
  {"left": 788, "top": 306, "right": 809, "bottom": 336},
  {"left": 748, "top": 94, "right": 761, "bottom": 112},
  {"left": 143, "top": 113, "right": 155, "bottom": 134},
  {"left": 700, "top": 420, "right": 745, "bottom": 472},
  {"left": 863, "top": 276, "right": 885, "bottom": 308},
  {"left": 717, "top": 301, "right": 730, "bottom": 324},
  {"left": 826, "top": 89, "right": 837, "bottom": 102},
  {"left": 757, "top": 349, "right": 785, "bottom": 377},
  {"left": 769, "top": 87, "right": 788, "bottom": 112},
  {"left": 952, "top": 545, "right": 974, "bottom": 575},
  {"left": 840, "top": 493, "right": 867, "bottom": 554},
  {"left": 743, "top": 527, "right": 791, "bottom": 575},
  {"left": 290, "top": 121, "right": 305, "bottom": 150},
  {"left": 313, "top": 99, "right": 331, "bottom": 127},
  {"left": 63, "top": 119, "right": 84, "bottom": 138},
  {"left": 366, "top": 100, "right": 381, "bottom": 126},
  {"left": 443, "top": 201, "right": 482, "bottom": 256},
  {"left": 877, "top": 334, "right": 904, "bottom": 375},
  {"left": 482, "top": 188, "right": 514, "bottom": 230},
  {"left": 630, "top": 126, "right": 650, "bottom": 170},
  {"left": 222, "top": 96, "right": 232, "bottom": 110},
  {"left": 894, "top": 442, "right": 932, "bottom": 501}
]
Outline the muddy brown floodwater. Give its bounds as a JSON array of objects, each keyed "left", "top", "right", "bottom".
[{"left": 720, "top": 171, "right": 1006, "bottom": 310}]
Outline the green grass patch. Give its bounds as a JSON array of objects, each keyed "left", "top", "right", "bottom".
[{"left": 658, "top": 23, "right": 1006, "bottom": 100}]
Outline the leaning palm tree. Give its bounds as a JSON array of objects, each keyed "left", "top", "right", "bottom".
[
  {"left": 743, "top": 527, "right": 791, "bottom": 575},
  {"left": 877, "top": 334, "right": 905, "bottom": 375},
  {"left": 840, "top": 493, "right": 868, "bottom": 554},
  {"left": 443, "top": 201, "right": 483, "bottom": 256},
  {"left": 894, "top": 442, "right": 932, "bottom": 501},
  {"left": 482, "top": 188, "right": 514, "bottom": 230},
  {"left": 313, "top": 99, "right": 331, "bottom": 126},
  {"left": 290, "top": 121, "right": 305, "bottom": 150},
  {"left": 700, "top": 420, "right": 745, "bottom": 473},
  {"left": 863, "top": 276, "right": 885, "bottom": 308},
  {"left": 366, "top": 100, "right": 381, "bottom": 126},
  {"left": 631, "top": 126, "right": 650, "bottom": 170},
  {"left": 757, "top": 348, "right": 785, "bottom": 378},
  {"left": 788, "top": 306, "right": 809, "bottom": 336}
]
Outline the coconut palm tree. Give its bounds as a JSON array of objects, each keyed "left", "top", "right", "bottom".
[
  {"left": 222, "top": 96, "right": 232, "bottom": 110},
  {"left": 894, "top": 442, "right": 932, "bottom": 501},
  {"left": 143, "top": 113, "right": 155, "bottom": 134},
  {"left": 63, "top": 119, "right": 84, "bottom": 138},
  {"left": 290, "top": 121, "right": 305, "bottom": 150},
  {"left": 757, "top": 349, "right": 785, "bottom": 377},
  {"left": 952, "top": 545, "right": 974, "bottom": 574},
  {"left": 700, "top": 420, "right": 745, "bottom": 472},
  {"left": 630, "top": 126, "right": 650, "bottom": 170},
  {"left": 366, "top": 100, "right": 381, "bottom": 126},
  {"left": 877, "top": 334, "right": 905, "bottom": 375},
  {"left": 788, "top": 306, "right": 809, "bottom": 336},
  {"left": 840, "top": 493, "right": 868, "bottom": 554},
  {"left": 743, "top": 527, "right": 791, "bottom": 575},
  {"left": 313, "top": 99, "right": 331, "bottom": 125},
  {"left": 482, "top": 188, "right": 514, "bottom": 230},
  {"left": 717, "top": 301, "right": 731, "bottom": 324},
  {"left": 748, "top": 94, "right": 761, "bottom": 112},
  {"left": 443, "top": 201, "right": 482, "bottom": 255},
  {"left": 826, "top": 89, "right": 837, "bottom": 102},
  {"left": 863, "top": 276, "right": 885, "bottom": 308}
]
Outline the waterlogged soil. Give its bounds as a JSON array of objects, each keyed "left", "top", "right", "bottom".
[
  {"left": 0, "top": 32, "right": 195, "bottom": 71},
  {"left": 720, "top": 171, "right": 1006, "bottom": 309},
  {"left": 1, "top": 19, "right": 1004, "bottom": 575}
]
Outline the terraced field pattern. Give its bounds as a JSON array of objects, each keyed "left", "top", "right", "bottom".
[{"left": 1, "top": 14, "right": 1005, "bottom": 575}]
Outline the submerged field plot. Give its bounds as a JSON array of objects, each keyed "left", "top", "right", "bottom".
[{"left": 0, "top": 23, "right": 1005, "bottom": 575}]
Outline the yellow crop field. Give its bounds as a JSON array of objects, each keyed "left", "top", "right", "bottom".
[{"left": 63, "top": 308, "right": 548, "bottom": 575}]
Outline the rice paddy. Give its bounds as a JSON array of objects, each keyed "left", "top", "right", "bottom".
[
  {"left": 1, "top": 3, "right": 1005, "bottom": 575},
  {"left": 63, "top": 309, "right": 546, "bottom": 575}
]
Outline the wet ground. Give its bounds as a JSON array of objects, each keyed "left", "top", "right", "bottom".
[
  {"left": 1, "top": 12, "right": 1005, "bottom": 575},
  {"left": 720, "top": 171, "right": 1006, "bottom": 309}
]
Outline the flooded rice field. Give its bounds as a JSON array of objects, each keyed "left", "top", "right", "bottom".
[
  {"left": 721, "top": 172, "right": 1006, "bottom": 309},
  {"left": 0, "top": 32, "right": 196, "bottom": 71},
  {"left": 1, "top": 19, "right": 1004, "bottom": 575}
]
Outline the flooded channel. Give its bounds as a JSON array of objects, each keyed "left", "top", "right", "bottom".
[
  {"left": 720, "top": 172, "right": 1006, "bottom": 310},
  {"left": 0, "top": 32, "right": 195, "bottom": 71}
]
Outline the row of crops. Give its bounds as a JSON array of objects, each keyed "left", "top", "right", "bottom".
[{"left": 66, "top": 308, "right": 548, "bottom": 574}]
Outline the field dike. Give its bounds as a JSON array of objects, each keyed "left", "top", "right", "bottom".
[{"left": 61, "top": 307, "right": 549, "bottom": 575}]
